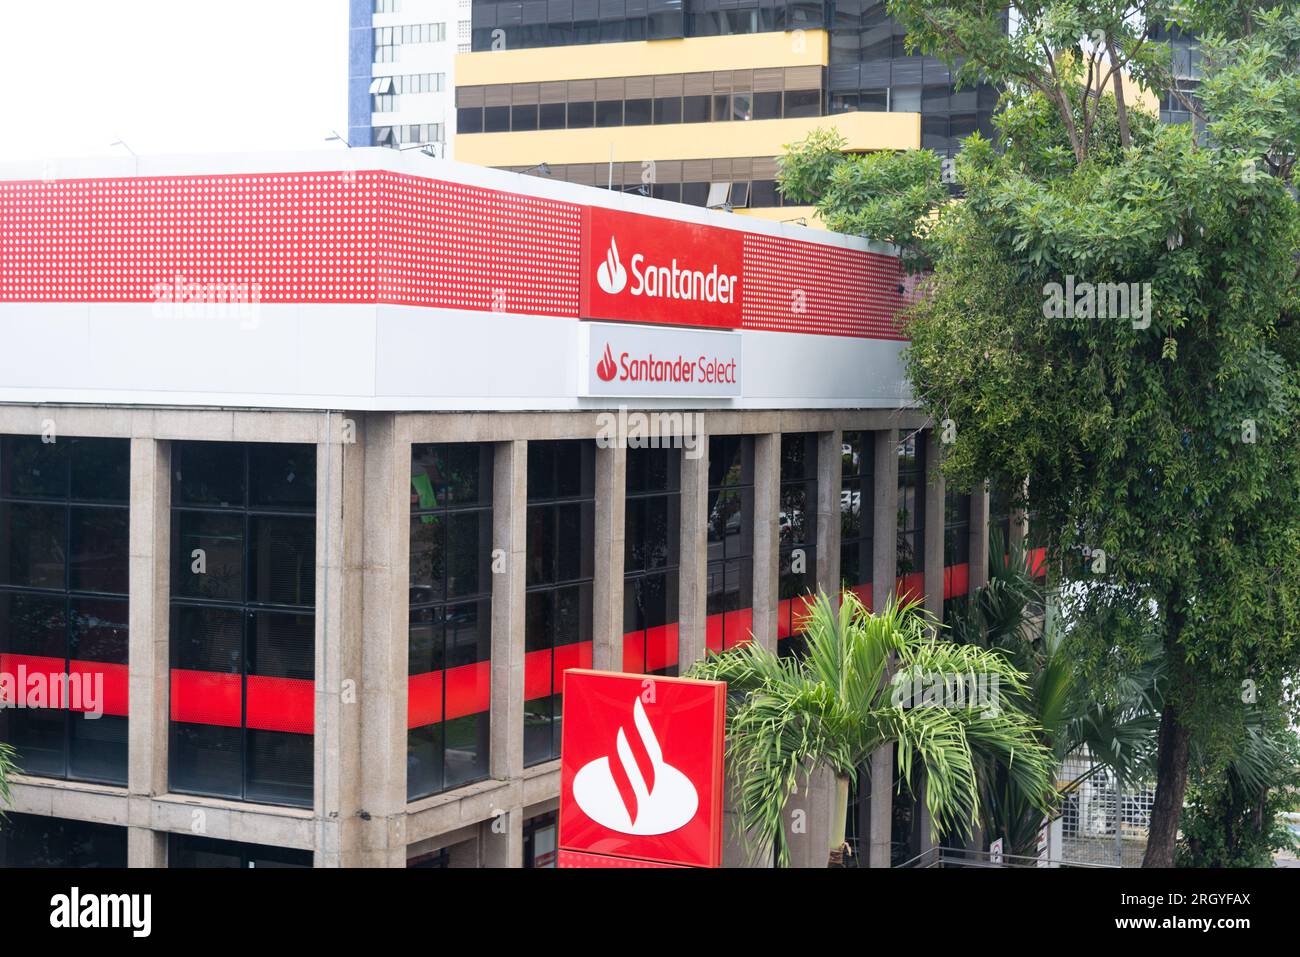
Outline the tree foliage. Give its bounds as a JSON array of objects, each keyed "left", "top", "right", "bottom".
[{"left": 687, "top": 593, "right": 1054, "bottom": 866}]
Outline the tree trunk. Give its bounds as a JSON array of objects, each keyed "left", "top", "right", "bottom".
[
  {"left": 1142, "top": 700, "right": 1192, "bottom": 866},
  {"left": 1106, "top": 39, "right": 1132, "bottom": 149},
  {"left": 827, "top": 773, "right": 851, "bottom": 867}
]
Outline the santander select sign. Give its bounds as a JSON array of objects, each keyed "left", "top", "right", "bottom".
[
  {"left": 582, "top": 205, "right": 744, "bottom": 330},
  {"left": 583, "top": 323, "right": 741, "bottom": 398}
]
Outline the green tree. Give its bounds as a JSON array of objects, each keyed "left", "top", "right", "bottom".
[
  {"left": 781, "top": 2, "right": 1300, "bottom": 868},
  {"left": 884, "top": 0, "right": 1178, "bottom": 160},
  {"left": 0, "top": 741, "right": 14, "bottom": 820},
  {"left": 1178, "top": 718, "right": 1300, "bottom": 867},
  {"left": 952, "top": 535, "right": 1162, "bottom": 856},
  {"left": 779, "top": 129, "right": 949, "bottom": 270},
  {"left": 687, "top": 592, "right": 1054, "bottom": 866}
]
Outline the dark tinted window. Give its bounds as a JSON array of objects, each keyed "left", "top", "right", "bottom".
[
  {"left": 0, "top": 436, "right": 130, "bottom": 787},
  {"left": 169, "top": 442, "right": 316, "bottom": 808},
  {"left": 407, "top": 444, "right": 494, "bottom": 801}
]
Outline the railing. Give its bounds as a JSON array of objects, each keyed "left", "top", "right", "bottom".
[{"left": 894, "top": 846, "right": 1118, "bottom": 869}]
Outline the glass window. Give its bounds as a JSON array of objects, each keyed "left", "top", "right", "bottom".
[
  {"left": 408, "top": 444, "right": 494, "bottom": 801},
  {"left": 0, "top": 436, "right": 130, "bottom": 787},
  {"left": 890, "top": 86, "right": 921, "bottom": 112},
  {"left": 897, "top": 431, "right": 925, "bottom": 581},
  {"left": 524, "top": 441, "right": 595, "bottom": 766},
  {"left": 681, "top": 182, "right": 709, "bottom": 206},
  {"left": 523, "top": 810, "right": 558, "bottom": 867},
  {"left": 706, "top": 436, "right": 754, "bottom": 653},
  {"left": 0, "top": 813, "right": 127, "bottom": 867},
  {"left": 942, "top": 487, "right": 970, "bottom": 627},
  {"left": 458, "top": 107, "right": 484, "bottom": 134},
  {"left": 596, "top": 99, "right": 623, "bottom": 127},
  {"left": 750, "top": 179, "right": 780, "bottom": 207},
  {"left": 682, "top": 95, "right": 711, "bottom": 123},
  {"left": 653, "top": 96, "right": 681, "bottom": 124},
  {"left": 483, "top": 106, "right": 510, "bottom": 132},
  {"left": 567, "top": 100, "right": 595, "bottom": 128},
  {"left": 168, "top": 833, "right": 311, "bottom": 868},
  {"left": 839, "top": 431, "right": 874, "bottom": 607},
  {"left": 169, "top": 442, "right": 316, "bottom": 808},
  {"left": 511, "top": 104, "right": 539, "bottom": 131},
  {"left": 753, "top": 91, "right": 782, "bottom": 119},
  {"left": 538, "top": 102, "right": 566, "bottom": 129},
  {"left": 778, "top": 434, "right": 818, "bottom": 658},
  {"left": 624, "top": 447, "right": 680, "bottom": 676},
  {"left": 624, "top": 98, "right": 652, "bottom": 126},
  {"left": 784, "top": 88, "right": 822, "bottom": 118}
]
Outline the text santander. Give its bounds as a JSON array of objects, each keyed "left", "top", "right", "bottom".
[{"left": 629, "top": 254, "right": 738, "bottom": 304}]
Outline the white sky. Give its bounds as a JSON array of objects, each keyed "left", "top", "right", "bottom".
[{"left": 0, "top": 0, "right": 349, "bottom": 162}]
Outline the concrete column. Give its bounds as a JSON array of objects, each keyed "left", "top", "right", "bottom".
[
  {"left": 922, "top": 429, "right": 944, "bottom": 637},
  {"left": 751, "top": 432, "right": 780, "bottom": 653},
  {"left": 677, "top": 427, "right": 710, "bottom": 669},
  {"left": 776, "top": 430, "right": 845, "bottom": 869},
  {"left": 815, "top": 430, "right": 842, "bottom": 598},
  {"left": 591, "top": 443, "right": 626, "bottom": 672},
  {"left": 128, "top": 827, "right": 166, "bottom": 868},
  {"left": 479, "top": 806, "right": 524, "bottom": 867},
  {"left": 783, "top": 765, "right": 837, "bottom": 868},
  {"left": 490, "top": 440, "right": 527, "bottom": 783},
  {"left": 127, "top": 437, "right": 170, "bottom": 806},
  {"left": 1008, "top": 477, "right": 1030, "bottom": 552},
  {"left": 483, "top": 439, "right": 528, "bottom": 868},
  {"left": 868, "top": 428, "right": 899, "bottom": 869},
  {"left": 356, "top": 414, "right": 411, "bottom": 867},
  {"left": 314, "top": 412, "right": 366, "bottom": 867},
  {"left": 969, "top": 483, "right": 990, "bottom": 594}
]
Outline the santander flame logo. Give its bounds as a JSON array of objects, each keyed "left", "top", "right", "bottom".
[
  {"left": 572, "top": 697, "right": 698, "bottom": 835},
  {"left": 596, "top": 236, "right": 627, "bottom": 294},
  {"left": 595, "top": 343, "right": 618, "bottom": 382}
]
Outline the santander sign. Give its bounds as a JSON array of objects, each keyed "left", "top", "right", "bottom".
[
  {"left": 583, "top": 324, "right": 741, "bottom": 398},
  {"left": 582, "top": 206, "right": 743, "bottom": 330},
  {"left": 559, "top": 670, "right": 727, "bottom": 868}
]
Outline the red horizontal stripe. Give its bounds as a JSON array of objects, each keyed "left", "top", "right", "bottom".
[
  {"left": 170, "top": 669, "right": 241, "bottom": 728},
  {"left": 896, "top": 572, "right": 924, "bottom": 603},
  {"left": 407, "top": 660, "right": 492, "bottom": 729},
  {"left": 621, "top": 622, "right": 679, "bottom": 674},
  {"left": 246, "top": 675, "right": 314, "bottom": 734},
  {"left": 169, "top": 669, "right": 313, "bottom": 735},
  {"left": 0, "top": 654, "right": 128, "bottom": 716},
  {"left": 705, "top": 607, "right": 753, "bottom": 654},
  {"left": 68, "top": 660, "right": 128, "bottom": 716},
  {"left": 943, "top": 562, "right": 969, "bottom": 601}
]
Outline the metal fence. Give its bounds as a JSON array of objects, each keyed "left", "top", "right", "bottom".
[{"left": 1056, "top": 749, "right": 1154, "bottom": 868}]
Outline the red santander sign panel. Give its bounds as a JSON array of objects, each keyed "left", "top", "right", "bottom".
[
  {"left": 582, "top": 206, "right": 743, "bottom": 330},
  {"left": 559, "top": 669, "right": 726, "bottom": 868}
]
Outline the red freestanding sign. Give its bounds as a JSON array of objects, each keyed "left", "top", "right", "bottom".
[
  {"left": 581, "top": 206, "right": 745, "bottom": 331},
  {"left": 558, "top": 669, "right": 726, "bottom": 868}
]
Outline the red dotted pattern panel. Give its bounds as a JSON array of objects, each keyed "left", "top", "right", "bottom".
[
  {"left": 0, "top": 172, "right": 378, "bottom": 302},
  {"left": 741, "top": 233, "right": 908, "bottom": 340},
  {"left": 0, "top": 170, "right": 906, "bottom": 338},
  {"left": 378, "top": 171, "right": 582, "bottom": 315}
]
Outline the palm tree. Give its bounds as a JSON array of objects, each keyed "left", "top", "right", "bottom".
[
  {"left": 0, "top": 741, "right": 15, "bottom": 821},
  {"left": 687, "top": 591, "right": 1055, "bottom": 866},
  {"left": 953, "top": 533, "right": 1162, "bottom": 856}
]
